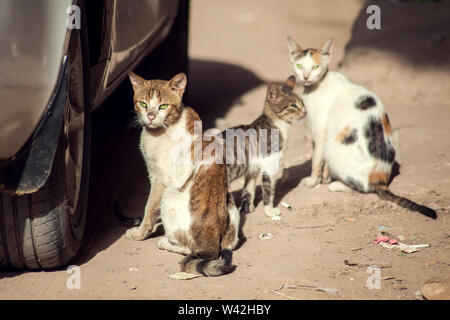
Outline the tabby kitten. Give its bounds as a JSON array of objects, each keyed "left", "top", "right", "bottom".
[
  {"left": 287, "top": 36, "right": 437, "bottom": 219},
  {"left": 126, "top": 72, "right": 240, "bottom": 276},
  {"left": 224, "top": 76, "right": 306, "bottom": 220}
]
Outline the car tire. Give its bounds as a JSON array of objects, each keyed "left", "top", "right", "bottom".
[{"left": 0, "top": 15, "right": 90, "bottom": 270}]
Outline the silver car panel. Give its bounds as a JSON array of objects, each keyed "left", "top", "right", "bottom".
[
  {"left": 0, "top": 0, "right": 179, "bottom": 160},
  {"left": 0, "top": 0, "right": 71, "bottom": 160}
]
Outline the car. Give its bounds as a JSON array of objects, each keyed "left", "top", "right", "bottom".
[{"left": 0, "top": 0, "right": 189, "bottom": 270}]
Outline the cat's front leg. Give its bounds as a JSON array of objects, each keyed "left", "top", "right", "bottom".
[
  {"left": 301, "top": 136, "right": 325, "bottom": 188},
  {"left": 126, "top": 182, "right": 165, "bottom": 241},
  {"left": 321, "top": 161, "right": 332, "bottom": 185},
  {"left": 261, "top": 172, "right": 281, "bottom": 221}
]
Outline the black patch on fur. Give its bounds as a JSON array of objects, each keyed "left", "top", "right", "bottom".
[
  {"left": 364, "top": 117, "right": 396, "bottom": 163},
  {"left": 342, "top": 129, "right": 358, "bottom": 145},
  {"left": 219, "top": 249, "right": 233, "bottom": 264},
  {"left": 355, "top": 95, "right": 376, "bottom": 110},
  {"left": 346, "top": 177, "right": 365, "bottom": 193}
]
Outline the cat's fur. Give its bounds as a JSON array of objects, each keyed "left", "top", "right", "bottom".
[
  {"left": 224, "top": 77, "right": 306, "bottom": 220},
  {"left": 287, "top": 36, "right": 437, "bottom": 219},
  {"left": 126, "top": 72, "right": 240, "bottom": 276}
]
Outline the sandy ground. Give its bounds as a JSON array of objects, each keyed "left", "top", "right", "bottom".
[{"left": 1, "top": 0, "right": 450, "bottom": 300}]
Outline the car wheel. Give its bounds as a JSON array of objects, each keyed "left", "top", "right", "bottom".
[{"left": 0, "top": 23, "right": 90, "bottom": 270}]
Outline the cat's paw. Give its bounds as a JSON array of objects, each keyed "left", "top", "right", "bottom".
[
  {"left": 264, "top": 206, "right": 281, "bottom": 221},
  {"left": 321, "top": 174, "right": 332, "bottom": 185},
  {"left": 327, "top": 181, "right": 352, "bottom": 193},
  {"left": 301, "top": 176, "right": 320, "bottom": 188},
  {"left": 126, "top": 227, "right": 150, "bottom": 241}
]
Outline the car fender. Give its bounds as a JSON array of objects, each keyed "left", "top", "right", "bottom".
[{"left": 0, "top": 57, "right": 68, "bottom": 195}]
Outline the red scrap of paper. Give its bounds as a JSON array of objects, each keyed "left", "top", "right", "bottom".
[
  {"left": 388, "top": 238, "right": 398, "bottom": 245},
  {"left": 374, "top": 236, "right": 389, "bottom": 244},
  {"left": 374, "top": 236, "right": 399, "bottom": 245}
]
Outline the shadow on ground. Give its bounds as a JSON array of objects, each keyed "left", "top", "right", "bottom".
[
  {"left": 185, "top": 59, "right": 264, "bottom": 128},
  {"left": 340, "top": 0, "right": 450, "bottom": 69}
]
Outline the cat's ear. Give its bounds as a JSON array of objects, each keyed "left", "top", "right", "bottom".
[
  {"left": 320, "top": 38, "right": 334, "bottom": 64},
  {"left": 168, "top": 73, "right": 187, "bottom": 97},
  {"left": 287, "top": 36, "right": 303, "bottom": 60},
  {"left": 282, "top": 75, "right": 296, "bottom": 92},
  {"left": 129, "top": 72, "right": 146, "bottom": 90},
  {"left": 267, "top": 83, "right": 282, "bottom": 104}
]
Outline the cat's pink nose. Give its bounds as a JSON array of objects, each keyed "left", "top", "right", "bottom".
[
  {"left": 147, "top": 113, "right": 156, "bottom": 122},
  {"left": 304, "top": 75, "right": 309, "bottom": 81}
]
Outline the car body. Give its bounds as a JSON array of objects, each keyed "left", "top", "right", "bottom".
[{"left": 0, "top": 0, "right": 189, "bottom": 269}]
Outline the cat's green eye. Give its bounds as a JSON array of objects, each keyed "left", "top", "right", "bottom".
[
  {"left": 159, "top": 104, "right": 169, "bottom": 110},
  {"left": 312, "top": 65, "right": 320, "bottom": 70},
  {"left": 296, "top": 64, "right": 302, "bottom": 69},
  {"left": 138, "top": 101, "right": 148, "bottom": 108},
  {"left": 290, "top": 104, "right": 298, "bottom": 109}
]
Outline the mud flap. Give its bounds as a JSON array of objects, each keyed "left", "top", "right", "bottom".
[{"left": 0, "top": 57, "right": 68, "bottom": 195}]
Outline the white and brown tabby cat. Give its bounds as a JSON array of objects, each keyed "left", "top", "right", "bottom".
[
  {"left": 224, "top": 77, "right": 306, "bottom": 220},
  {"left": 287, "top": 36, "right": 437, "bottom": 219},
  {"left": 126, "top": 72, "right": 240, "bottom": 276}
]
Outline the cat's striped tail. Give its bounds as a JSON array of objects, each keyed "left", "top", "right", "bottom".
[
  {"left": 375, "top": 186, "right": 437, "bottom": 219},
  {"left": 180, "top": 249, "right": 235, "bottom": 276}
]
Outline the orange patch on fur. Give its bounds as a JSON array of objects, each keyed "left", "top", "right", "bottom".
[
  {"left": 312, "top": 50, "right": 321, "bottom": 64},
  {"left": 185, "top": 107, "right": 201, "bottom": 135},
  {"left": 335, "top": 126, "right": 350, "bottom": 142},
  {"left": 189, "top": 161, "right": 229, "bottom": 257},
  {"left": 382, "top": 113, "right": 392, "bottom": 135},
  {"left": 369, "top": 170, "right": 389, "bottom": 187}
]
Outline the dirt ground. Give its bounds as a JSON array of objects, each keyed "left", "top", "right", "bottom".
[{"left": 1, "top": 0, "right": 449, "bottom": 300}]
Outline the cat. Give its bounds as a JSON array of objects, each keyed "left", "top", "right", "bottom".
[
  {"left": 125, "top": 72, "right": 240, "bottom": 276},
  {"left": 223, "top": 76, "right": 306, "bottom": 220},
  {"left": 287, "top": 36, "right": 437, "bottom": 219}
]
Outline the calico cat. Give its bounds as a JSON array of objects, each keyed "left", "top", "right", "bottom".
[
  {"left": 126, "top": 72, "right": 240, "bottom": 276},
  {"left": 287, "top": 36, "right": 437, "bottom": 219},
  {"left": 224, "top": 76, "right": 306, "bottom": 220}
]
